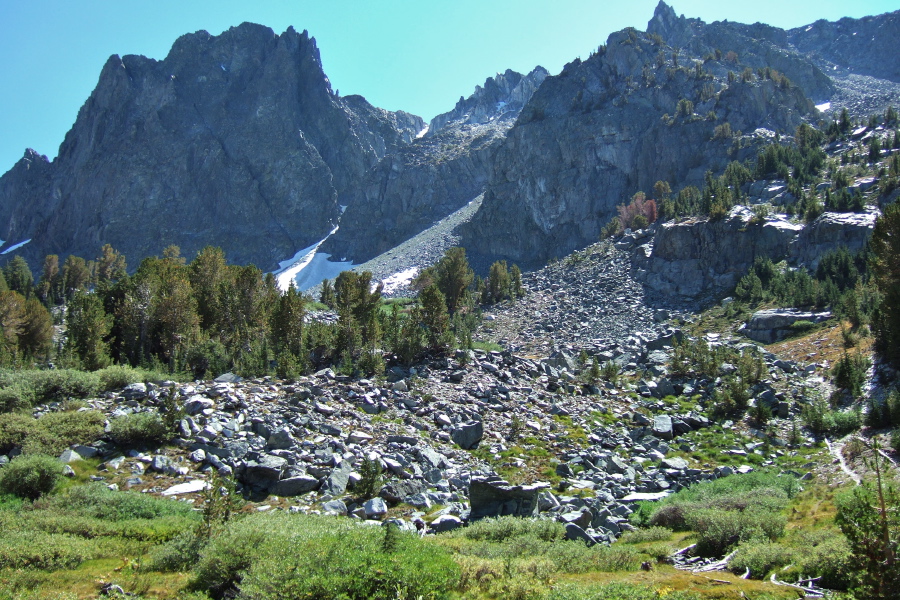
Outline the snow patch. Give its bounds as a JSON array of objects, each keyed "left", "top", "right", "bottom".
[
  {"left": 815, "top": 102, "right": 831, "bottom": 112},
  {"left": 273, "top": 226, "right": 340, "bottom": 291},
  {"left": 292, "top": 253, "right": 354, "bottom": 291},
  {"left": 380, "top": 267, "right": 419, "bottom": 294},
  {"left": 415, "top": 125, "right": 429, "bottom": 139},
  {"left": 1, "top": 239, "right": 31, "bottom": 255}
]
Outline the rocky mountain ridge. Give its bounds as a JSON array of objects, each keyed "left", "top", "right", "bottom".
[
  {"left": 0, "top": 23, "right": 422, "bottom": 270},
  {"left": 1, "top": 3, "right": 899, "bottom": 279}
]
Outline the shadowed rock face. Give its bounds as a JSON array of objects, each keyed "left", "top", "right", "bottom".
[
  {"left": 460, "top": 18, "right": 815, "bottom": 266},
  {"left": 0, "top": 23, "right": 421, "bottom": 270},
  {"left": 322, "top": 67, "right": 548, "bottom": 264},
  {"left": 788, "top": 9, "right": 900, "bottom": 84}
]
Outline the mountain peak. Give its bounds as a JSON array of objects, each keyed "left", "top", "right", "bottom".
[{"left": 427, "top": 66, "right": 549, "bottom": 135}]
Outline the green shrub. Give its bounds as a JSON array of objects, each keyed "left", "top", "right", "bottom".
[
  {"left": 96, "top": 365, "right": 146, "bottom": 392},
  {"left": 0, "top": 454, "right": 64, "bottom": 500},
  {"left": 0, "top": 369, "right": 101, "bottom": 410},
  {"left": 688, "top": 508, "right": 786, "bottom": 556},
  {"left": 27, "top": 370, "right": 100, "bottom": 403},
  {"left": 832, "top": 352, "right": 870, "bottom": 397},
  {"left": 0, "top": 412, "right": 33, "bottom": 453},
  {"left": 107, "top": 412, "right": 168, "bottom": 447},
  {"left": 790, "top": 320, "right": 817, "bottom": 333},
  {"left": 0, "top": 385, "right": 33, "bottom": 413},
  {"left": 618, "top": 526, "right": 673, "bottom": 544},
  {"left": 43, "top": 483, "right": 197, "bottom": 521},
  {"left": 647, "top": 503, "right": 688, "bottom": 530},
  {"left": 790, "top": 530, "right": 854, "bottom": 590},
  {"left": 0, "top": 530, "right": 93, "bottom": 570},
  {"left": 542, "top": 543, "right": 641, "bottom": 574},
  {"left": 454, "top": 516, "right": 564, "bottom": 543},
  {"left": 147, "top": 529, "right": 207, "bottom": 572},
  {"left": 191, "top": 512, "right": 459, "bottom": 600},
  {"left": 0, "top": 410, "right": 105, "bottom": 456},
  {"left": 802, "top": 398, "right": 861, "bottom": 436},
  {"left": 729, "top": 540, "right": 796, "bottom": 578},
  {"left": 866, "top": 390, "right": 900, "bottom": 428},
  {"left": 22, "top": 410, "right": 105, "bottom": 456},
  {"left": 547, "top": 582, "right": 703, "bottom": 600}
]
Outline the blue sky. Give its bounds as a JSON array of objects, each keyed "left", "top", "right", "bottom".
[{"left": 1, "top": 0, "right": 897, "bottom": 171}]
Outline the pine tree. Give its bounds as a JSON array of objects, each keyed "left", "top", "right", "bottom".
[
  {"left": 487, "top": 260, "right": 510, "bottom": 304},
  {"left": 271, "top": 283, "right": 305, "bottom": 358},
  {"left": 871, "top": 201, "right": 900, "bottom": 368},
  {"left": 188, "top": 246, "right": 227, "bottom": 331},
  {"left": 66, "top": 291, "right": 112, "bottom": 370},
  {"left": 419, "top": 284, "right": 450, "bottom": 350},
  {"left": 413, "top": 247, "right": 473, "bottom": 314},
  {"left": 320, "top": 279, "right": 336, "bottom": 309},
  {"left": 0, "top": 290, "right": 26, "bottom": 361},
  {"left": 152, "top": 272, "right": 199, "bottom": 372},
  {"left": 62, "top": 255, "right": 91, "bottom": 301},
  {"left": 20, "top": 297, "right": 53, "bottom": 360},
  {"left": 3, "top": 256, "right": 33, "bottom": 299},
  {"left": 94, "top": 244, "right": 127, "bottom": 288},
  {"left": 37, "top": 255, "right": 61, "bottom": 306}
]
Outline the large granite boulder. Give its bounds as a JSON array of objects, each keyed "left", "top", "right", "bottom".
[
  {"left": 744, "top": 308, "right": 832, "bottom": 343},
  {"left": 468, "top": 478, "right": 548, "bottom": 520}
]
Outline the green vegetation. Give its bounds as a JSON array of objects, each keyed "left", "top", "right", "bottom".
[
  {"left": 0, "top": 410, "right": 105, "bottom": 456},
  {"left": 0, "top": 454, "right": 65, "bottom": 500},
  {"left": 834, "top": 452, "right": 900, "bottom": 599},
  {"left": 871, "top": 200, "right": 900, "bottom": 369},
  {"left": 191, "top": 512, "right": 457, "bottom": 599},
  {"left": 107, "top": 413, "right": 169, "bottom": 448}
]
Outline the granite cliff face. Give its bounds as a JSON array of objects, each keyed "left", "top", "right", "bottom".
[
  {"left": 323, "top": 67, "right": 548, "bottom": 263},
  {"left": 460, "top": 15, "right": 815, "bottom": 266},
  {"left": 0, "top": 23, "right": 421, "bottom": 270},
  {"left": 426, "top": 68, "right": 549, "bottom": 135},
  {"left": 788, "top": 10, "right": 900, "bottom": 84},
  {"left": 1, "top": 4, "right": 898, "bottom": 277}
]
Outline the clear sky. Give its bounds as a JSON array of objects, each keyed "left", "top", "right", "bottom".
[{"left": 1, "top": 0, "right": 897, "bottom": 171}]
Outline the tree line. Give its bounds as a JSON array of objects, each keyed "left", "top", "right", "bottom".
[{"left": 0, "top": 244, "right": 523, "bottom": 380}]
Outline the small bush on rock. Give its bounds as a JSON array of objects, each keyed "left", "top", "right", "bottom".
[{"left": 107, "top": 413, "right": 168, "bottom": 447}]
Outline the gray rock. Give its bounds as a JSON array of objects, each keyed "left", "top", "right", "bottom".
[
  {"left": 149, "top": 455, "right": 174, "bottom": 473},
  {"left": 267, "top": 428, "right": 295, "bottom": 450},
  {"left": 271, "top": 475, "right": 320, "bottom": 496},
  {"left": 469, "top": 478, "right": 547, "bottom": 520},
  {"left": 380, "top": 480, "right": 426, "bottom": 503},
  {"left": 564, "top": 523, "right": 597, "bottom": 546},
  {"left": 652, "top": 415, "right": 674, "bottom": 440},
  {"left": 451, "top": 421, "right": 483, "bottom": 449},
  {"left": 560, "top": 508, "right": 593, "bottom": 529},
  {"left": 121, "top": 383, "right": 148, "bottom": 399},
  {"left": 183, "top": 396, "right": 215, "bottom": 415},
  {"left": 243, "top": 455, "right": 288, "bottom": 489},
  {"left": 214, "top": 373, "right": 242, "bottom": 384},
  {"left": 744, "top": 309, "right": 831, "bottom": 344},
  {"left": 322, "top": 499, "right": 348, "bottom": 516},
  {"left": 59, "top": 449, "right": 84, "bottom": 463},
  {"left": 364, "top": 497, "right": 388, "bottom": 518},
  {"left": 320, "top": 461, "right": 354, "bottom": 496},
  {"left": 347, "top": 431, "right": 373, "bottom": 445},
  {"left": 661, "top": 457, "right": 689, "bottom": 470},
  {"left": 430, "top": 514, "right": 463, "bottom": 533},
  {"left": 405, "top": 493, "right": 432, "bottom": 509}
]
